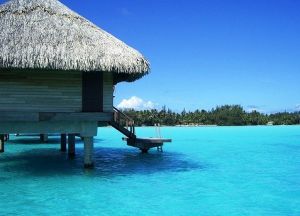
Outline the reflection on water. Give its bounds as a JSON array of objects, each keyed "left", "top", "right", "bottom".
[
  {"left": 0, "top": 145, "right": 202, "bottom": 178},
  {"left": 93, "top": 147, "right": 202, "bottom": 175}
]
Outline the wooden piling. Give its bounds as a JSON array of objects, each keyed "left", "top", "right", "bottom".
[
  {"left": 4, "top": 134, "right": 9, "bottom": 141},
  {"left": 68, "top": 134, "right": 75, "bottom": 157},
  {"left": 40, "top": 134, "right": 48, "bottom": 143},
  {"left": 140, "top": 148, "right": 149, "bottom": 154},
  {"left": 83, "top": 136, "right": 94, "bottom": 168},
  {"left": 60, "top": 134, "right": 67, "bottom": 152}
]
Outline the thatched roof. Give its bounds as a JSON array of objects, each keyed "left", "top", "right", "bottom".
[{"left": 0, "top": 0, "right": 150, "bottom": 83}]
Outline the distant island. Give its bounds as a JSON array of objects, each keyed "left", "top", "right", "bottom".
[{"left": 122, "top": 105, "right": 300, "bottom": 126}]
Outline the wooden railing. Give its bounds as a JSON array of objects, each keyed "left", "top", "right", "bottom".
[{"left": 113, "top": 107, "right": 135, "bottom": 136}]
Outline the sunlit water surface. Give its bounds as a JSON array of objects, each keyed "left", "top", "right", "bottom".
[{"left": 0, "top": 126, "right": 300, "bottom": 216}]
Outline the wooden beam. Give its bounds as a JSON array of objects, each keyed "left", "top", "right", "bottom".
[
  {"left": 39, "top": 112, "right": 112, "bottom": 122},
  {"left": 0, "top": 111, "right": 112, "bottom": 122},
  {"left": 0, "top": 112, "right": 39, "bottom": 122},
  {"left": 0, "top": 121, "right": 98, "bottom": 136}
]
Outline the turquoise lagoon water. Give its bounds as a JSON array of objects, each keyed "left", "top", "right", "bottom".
[{"left": 0, "top": 126, "right": 300, "bottom": 216}]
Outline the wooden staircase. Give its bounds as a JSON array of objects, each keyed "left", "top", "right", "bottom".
[
  {"left": 109, "top": 107, "right": 136, "bottom": 140},
  {"left": 109, "top": 107, "right": 172, "bottom": 153}
]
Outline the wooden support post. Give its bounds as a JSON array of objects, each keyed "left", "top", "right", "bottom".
[
  {"left": 60, "top": 134, "right": 67, "bottom": 152},
  {"left": 44, "top": 134, "right": 48, "bottom": 143},
  {"left": 141, "top": 148, "right": 149, "bottom": 154},
  {"left": 83, "top": 136, "right": 94, "bottom": 168},
  {"left": 68, "top": 134, "right": 75, "bottom": 157},
  {"left": 4, "top": 134, "right": 9, "bottom": 141},
  {"left": 40, "top": 134, "right": 48, "bottom": 143},
  {"left": 0, "top": 134, "right": 4, "bottom": 153}
]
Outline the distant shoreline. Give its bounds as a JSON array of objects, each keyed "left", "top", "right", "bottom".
[{"left": 121, "top": 105, "right": 300, "bottom": 126}]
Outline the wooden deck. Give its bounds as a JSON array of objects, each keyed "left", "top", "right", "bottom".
[
  {"left": 110, "top": 107, "right": 172, "bottom": 153},
  {"left": 122, "top": 137, "right": 172, "bottom": 153}
]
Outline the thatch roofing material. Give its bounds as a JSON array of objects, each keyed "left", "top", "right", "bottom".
[{"left": 0, "top": 0, "right": 150, "bottom": 82}]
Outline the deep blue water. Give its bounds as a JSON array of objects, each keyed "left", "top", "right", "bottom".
[{"left": 0, "top": 126, "right": 300, "bottom": 216}]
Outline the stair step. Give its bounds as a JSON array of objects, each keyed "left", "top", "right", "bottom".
[{"left": 109, "top": 121, "right": 135, "bottom": 138}]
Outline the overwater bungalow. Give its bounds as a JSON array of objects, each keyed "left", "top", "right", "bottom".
[{"left": 0, "top": 0, "right": 154, "bottom": 167}]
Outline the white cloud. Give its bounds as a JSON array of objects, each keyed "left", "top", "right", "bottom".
[
  {"left": 296, "top": 104, "right": 300, "bottom": 111},
  {"left": 117, "top": 96, "right": 155, "bottom": 110}
]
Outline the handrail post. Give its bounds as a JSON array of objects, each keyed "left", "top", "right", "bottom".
[{"left": 112, "top": 106, "right": 136, "bottom": 137}]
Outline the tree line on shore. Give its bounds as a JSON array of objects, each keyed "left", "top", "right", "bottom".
[{"left": 122, "top": 105, "right": 300, "bottom": 126}]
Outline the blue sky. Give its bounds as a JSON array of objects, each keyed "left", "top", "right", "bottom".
[{"left": 2, "top": 0, "right": 300, "bottom": 113}]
